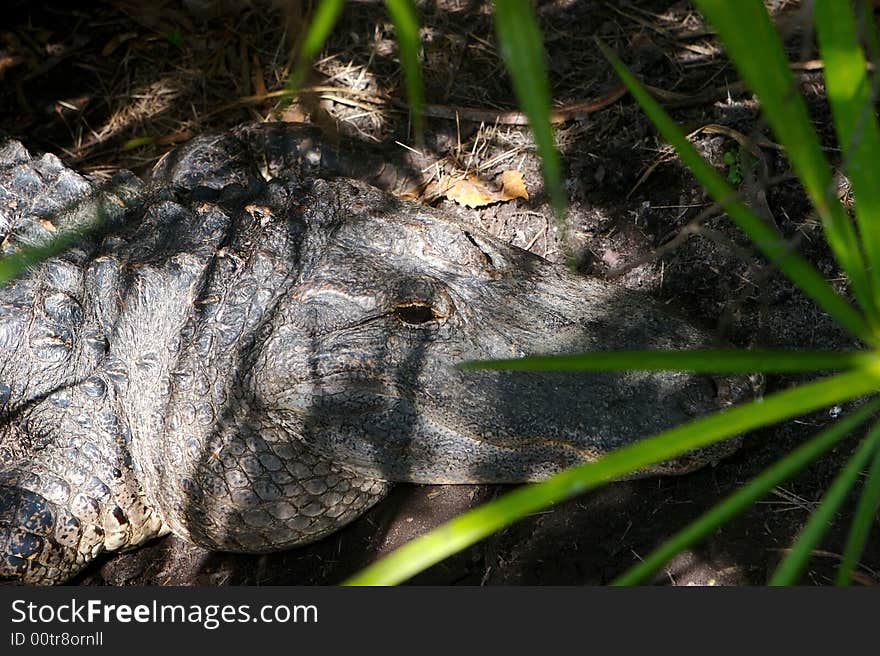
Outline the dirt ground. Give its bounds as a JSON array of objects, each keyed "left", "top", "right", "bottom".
[{"left": 2, "top": 0, "right": 878, "bottom": 585}]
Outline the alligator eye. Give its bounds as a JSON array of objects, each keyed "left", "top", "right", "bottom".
[{"left": 393, "top": 303, "right": 440, "bottom": 326}]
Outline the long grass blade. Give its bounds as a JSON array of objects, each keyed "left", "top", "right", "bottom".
[
  {"left": 612, "top": 398, "right": 880, "bottom": 585},
  {"left": 0, "top": 234, "right": 82, "bottom": 286},
  {"left": 493, "top": 0, "right": 566, "bottom": 220},
  {"left": 284, "top": 0, "right": 346, "bottom": 100},
  {"left": 835, "top": 434, "right": 880, "bottom": 584},
  {"left": 384, "top": 0, "right": 425, "bottom": 139},
  {"left": 0, "top": 181, "right": 131, "bottom": 286},
  {"left": 598, "top": 40, "right": 876, "bottom": 346},
  {"left": 858, "top": 0, "right": 880, "bottom": 66},
  {"left": 770, "top": 419, "right": 880, "bottom": 585},
  {"left": 460, "top": 349, "right": 878, "bottom": 373},
  {"left": 344, "top": 368, "right": 880, "bottom": 585},
  {"left": 814, "top": 0, "right": 880, "bottom": 318},
  {"left": 692, "top": 0, "right": 880, "bottom": 332}
]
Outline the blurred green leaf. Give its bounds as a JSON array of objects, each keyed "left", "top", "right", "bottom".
[
  {"left": 385, "top": 0, "right": 425, "bottom": 139},
  {"left": 692, "top": 0, "right": 880, "bottom": 333},
  {"left": 494, "top": 0, "right": 566, "bottom": 220},
  {"left": 0, "top": 186, "right": 127, "bottom": 286},
  {"left": 613, "top": 398, "right": 880, "bottom": 585},
  {"left": 770, "top": 418, "right": 880, "bottom": 585},
  {"left": 858, "top": 0, "right": 880, "bottom": 63},
  {"left": 598, "top": 39, "right": 877, "bottom": 347},
  {"left": 283, "top": 0, "right": 346, "bottom": 103},
  {"left": 814, "top": 0, "right": 880, "bottom": 318},
  {"left": 0, "top": 232, "right": 84, "bottom": 286},
  {"left": 836, "top": 429, "right": 880, "bottom": 585},
  {"left": 460, "top": 349, "right": 879, "bottom": 373},
  {"left": 121, "top": 136, "right": 154, "bottom": 151}
]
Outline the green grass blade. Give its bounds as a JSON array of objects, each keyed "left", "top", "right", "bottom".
[
  {"left": 460, "top": 349, "right": 878, "bottom": 373},
  {"left": 344, "top": 368, "right": 880, "bottom": 585},
  {"left": 0, "top": 233, "right": 83, "bottom": 285},
  {"left": 692, "top": 0, "right": 880, "bottom": 332},
  {"left": 613, "top": 398, "right": 880, "bottom": 586},
  {"left": 284, "top": 0, "right": 346, "bottom": 100},
  {"left": 598, "top": 40, "right": 876, "bottom": 347},
  {"left": 835, "top": 433, "right": 880, "bottom": 585},
  {"left": 814, "top": 0, "right": 880, "bottom": 317},
  {"left": 770, "top": 419, "right": 880, "bottom": 585},
  {"left": 0, "top": 182, "right": 130, "bottom": 286},
  {"left": 384, "top": 0, "right": 425, "bottom": 139},
  {"left": 493, "top": 0, "right": 566, "bottom": 220},
  {"left": 858, "top": 0, "right": 880, "bottom": 65}
]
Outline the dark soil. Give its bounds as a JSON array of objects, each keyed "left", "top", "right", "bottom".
[{"left": 2, "top": 0, "right": 878, "bottom": 586}]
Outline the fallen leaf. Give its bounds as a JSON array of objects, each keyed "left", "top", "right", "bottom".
[
  {"left": 442, "top": 175, "right": 494, "bottom": 208},
  {"left": 441, "top": 170, "right": 529, "bottom": 208},
  {"left": 499, "top": 169, "right": 529, "bottom": 201},
  {"left": 281, "top": 103, "right": 309, "bottom": 123}
]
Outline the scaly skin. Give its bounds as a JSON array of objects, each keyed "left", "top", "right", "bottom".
[{"left": 0, "top": 124, "right": 753, "bottom": 584}]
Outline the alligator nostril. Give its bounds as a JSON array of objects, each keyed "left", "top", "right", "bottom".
[{"left": 393, "top": 303, "right": 440, "bottom": 325}]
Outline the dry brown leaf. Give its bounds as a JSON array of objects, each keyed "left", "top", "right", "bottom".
[
  {"left": 441, "top": 170, "right": 529, "bottom": 208},
  {"left": 281, "top": 103, "right": 309, "bottom": 123},
  {"left": 499, "top": 169, "right": 529, "bottom": 201},
  {"left": 442, "top": 175, "right": 495, "bottom": 208}
]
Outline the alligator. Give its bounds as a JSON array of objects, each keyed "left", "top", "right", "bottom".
[{"left": 0, "top": 123, "right": 752, "bottom": 584}]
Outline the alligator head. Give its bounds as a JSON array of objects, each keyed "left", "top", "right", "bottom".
[
  {"left": 256, "top": 178, "right": 750, "bottom": 484},
  {"left": 0, "top": 125, "right": 752, "bottom": 583}
]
